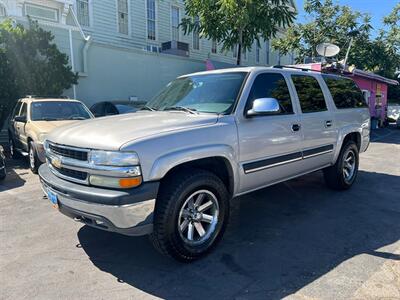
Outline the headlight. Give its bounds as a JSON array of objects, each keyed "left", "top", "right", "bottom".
[{"left": 90, "top": 151, "right": 140, "bottom": 166}]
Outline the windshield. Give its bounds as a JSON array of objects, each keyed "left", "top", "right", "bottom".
[
  {"left": 146, "top": 72, "right": 247, "bottom": 114},
  {"left": 31, "top": 101, "right": 92, "bottom": 121}
]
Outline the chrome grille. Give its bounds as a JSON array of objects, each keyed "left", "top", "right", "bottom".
[
  {"left": 52, "top": 165, "right": 87, "bottom": 181},
  {"left": 49, "top": 143, "right": 88, "bottom": 161}
]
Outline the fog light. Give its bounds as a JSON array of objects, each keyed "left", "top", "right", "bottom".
[{"left": 89, "top": 175, "right": 142, "bottom": 189}]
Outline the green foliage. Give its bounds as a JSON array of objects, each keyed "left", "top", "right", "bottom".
[
  {"left": 181, "top": 0, "right": 296, "bottom": 65},
  {"left": 272, "top": 0, "right": 400, "bottom": 102},
  {"left": 0, "top": 18, "right": 78, "bottom": 128}
]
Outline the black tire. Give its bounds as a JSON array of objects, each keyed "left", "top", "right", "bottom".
[
  {"left": 0, "top": 167, "right": 5, "bottom": 181},
  {"left": 9, "top": 137, "right": 20, "bottom": 159},
  {"left": 323, "top": 140, "right": 359, "bottom": 190},
  {"left": 150, "top": 169, "right": 230, "bottom": 262},
  {"left": 28, "top": 141, "right": 40, "bottom": 174}
]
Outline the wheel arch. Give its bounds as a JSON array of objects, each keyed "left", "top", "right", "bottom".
[
  {"left": 148, "top": 144, "right": 238, "bottom": 197},
  {"left": 333, "top": 129, "right": 362, "bottom": 164}
]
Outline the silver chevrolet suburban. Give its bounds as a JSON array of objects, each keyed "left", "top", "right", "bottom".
[{"left": 39, "top": 67, "right": 370, "bottom": 261}]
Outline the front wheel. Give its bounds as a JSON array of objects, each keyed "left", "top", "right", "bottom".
[
  {"left": 29, "top": 142, "right": 41, "bottom": 174},
  {"left": 323, "top": 140, "right": 359, "bottom": 190},
  {"left": 150, "top": 169, "right": 230, "bottom": 262}
]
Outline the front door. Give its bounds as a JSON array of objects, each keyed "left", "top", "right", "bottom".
[
  {"left": 15, "top": 102, "right": 28, "bottom": 151},
  {"left": 237, "top": 72, "right": 303, "bottom": 193},
  {"left": 290, "top": 74, "right": 337, "bottom": 172}
]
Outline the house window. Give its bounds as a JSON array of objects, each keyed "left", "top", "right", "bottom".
[
  {"left": 211, "top": 39, "right": 217, "bottom": 54},
  {"left": 265, "top": 40, "right": 270, "bottom": 65},
  {"left": 192, "top": 16, "right": 200, "bottom": 50},
  {"left": 256, "top": 45, "right": 260, "bottom": 63},
  {"left": 0, "top": 5, "right": 6, "bottom": 17},
  {"left": 25, "top": 3, "right": 59, "bottom": 22},
  {"left": 147, "top": 0, "right": 156, "bottom": 40},
  {"left": 242, "top": 48, "right": 247, "bottom": 60},
  {"left": 77, "top": 0, "right": 90, "bottom": 27},
  {"left": 117, "top": 0, "right": 129, "bottom": 34},
  {"left": 171, "top": 6, "right": 179, "bottom": 41}
]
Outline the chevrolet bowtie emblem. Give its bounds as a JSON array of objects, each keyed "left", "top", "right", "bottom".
[{"left": 52, "top": 157, "right": 62, "bottom": 169}]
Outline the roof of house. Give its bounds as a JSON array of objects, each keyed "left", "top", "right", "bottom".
[{"left": 350, "top": 69, "right": 399, "bottom": 86}]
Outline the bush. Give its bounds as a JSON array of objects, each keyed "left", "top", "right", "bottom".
[{"left": 0, "top": 18, "right": 78, "bottom": 129}]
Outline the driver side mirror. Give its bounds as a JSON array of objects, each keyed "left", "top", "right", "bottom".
[
  {"left": 246, "top": 98, "right": 281, "bottom": 117},
  {"left": 15, "top": 115, "right": 27, "bottom": 123}
]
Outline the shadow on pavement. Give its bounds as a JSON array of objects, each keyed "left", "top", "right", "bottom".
[
  {"left": 0, "top": 158, "right": 28, "bottom": 191},
  {"left": 78, "top": 170, "right": 400, "bottom": 299},
  {"left": 370, "top": 126, "right": 400, "bottom": 145}
]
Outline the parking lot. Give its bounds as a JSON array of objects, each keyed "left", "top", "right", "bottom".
[{"left": 1, "top": 128, "right": 399, "bottom": 300}]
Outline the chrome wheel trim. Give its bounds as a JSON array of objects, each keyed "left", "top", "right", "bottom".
[
  {"left": 343, "top": 149, "right": 356, "bottom": 182},
  {"left": 29, "top": 146, "right": 35, "bottom": 169},
  {"left": 9, "top": 140, "right": 14, "bottom": 157},
  {"left": 177, "top": 189, "right": 219, "bottom": 246}
]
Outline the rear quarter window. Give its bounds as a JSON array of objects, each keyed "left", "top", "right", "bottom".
[{"left": 323, "top": 75, "right": 368, "bottom": 109}]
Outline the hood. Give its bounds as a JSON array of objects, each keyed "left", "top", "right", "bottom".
[
  {"left": 46, "top": 111, "right": 219, "bottom": 150},
  {"left": 31, "top": 120, "right": 77, "bottom": 135}
]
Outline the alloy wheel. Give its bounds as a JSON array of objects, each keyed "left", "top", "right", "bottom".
[
  {"left": 29, "top": 147, "right": 35, "bottom": 169},
  {"left": 343, "top": 149, "right": 356, "bottom": 182},
  {"left": 177, "top": 189, "right": 219, "bottom": 246}
]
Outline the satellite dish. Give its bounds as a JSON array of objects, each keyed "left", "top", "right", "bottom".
[{"left": 316, "top": 43, "right": 340, "bottom": 57}]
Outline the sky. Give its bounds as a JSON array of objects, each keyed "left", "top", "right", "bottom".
[{"left": 296, "top": 0, "right": 398, "bottom": 36}]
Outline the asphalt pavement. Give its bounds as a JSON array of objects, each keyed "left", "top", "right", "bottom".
[{"left": 1, "top": 127, "right": 399, "bottom": 300}]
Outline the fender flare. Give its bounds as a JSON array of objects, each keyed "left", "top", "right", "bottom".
[
  {"left": 333, "top": 125, "right": 362, "bottom": 163},
  {"left": 148, "top": 144, "right": 239, "bottom": 194}
]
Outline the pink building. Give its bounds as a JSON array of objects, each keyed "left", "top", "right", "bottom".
[{"left": 345, "top": 69, "right": 398, "bottom": 124}]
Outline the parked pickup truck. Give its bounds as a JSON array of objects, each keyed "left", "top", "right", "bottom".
[{"left": 39, "top": 67, "right": 370, "bottom": 261}]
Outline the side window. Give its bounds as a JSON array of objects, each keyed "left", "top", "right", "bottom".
[
  {"left": 292, "top": 75, "right": 327, "bottom": 113},
  {"left": 247, "top": 73, "right": 294, "bottom": 114},
  {"left": 12, "top": 102, "right": 22, "bottom": 118},
  {"left": 323, "top": 75, "right": 368, "bottom": 109},
  {"left": 20, "top": 103, "right": 27, "bottom": 117}
]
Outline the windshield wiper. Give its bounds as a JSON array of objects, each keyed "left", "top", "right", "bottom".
[
  {"left": 36, "top": 117, "right": 59, "bottom": 121},
  {"left": 164, "top": 106, "right": 197, "bottom": 114},
  {"left": 140, "top": 105, "right": 157, "bottom": 111},
  {"left": 68, "top": 116, "right": 87, "bottom": 120}
]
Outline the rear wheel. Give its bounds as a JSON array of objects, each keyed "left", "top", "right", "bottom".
[
  {"left": 9, "top": 137, "right": 20, "bottom": 159},
  {"left": 29, "top": 141, "right": 40, "bottom": 174},
  {"left": 323, "top": 140, "right": 359, "bottom": 190},
  {"left": 0, "top": 164, "right": 5, "bottom": 181},
  {"left": 150, "top": 169, "right": 230, "bottom": 262}
]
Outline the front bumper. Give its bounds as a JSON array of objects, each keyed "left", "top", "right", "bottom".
[{"left": 39, "top": 164, "right": 159, "bottom": 236}]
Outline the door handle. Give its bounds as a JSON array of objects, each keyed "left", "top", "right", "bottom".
[
  {"left": 325, "top": 120, "right": 333, "bottom": 127},
  {"left": 292, "top": 124, "right": 301, "bottom": 132}
]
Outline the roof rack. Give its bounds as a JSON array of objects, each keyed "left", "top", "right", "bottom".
[
  {"left": 272, "top": 65, "right": 322, "bottom": 73},
  {"left": 25, "top": 95, "right": 70, "bottom": 99}
]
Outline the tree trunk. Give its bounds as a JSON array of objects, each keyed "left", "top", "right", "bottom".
[
  {"left": 237, "top": 43, "right": 242, "bottom": 66},
  {"left": 237, "top": 29, "right": 243, "bottom": 66}
]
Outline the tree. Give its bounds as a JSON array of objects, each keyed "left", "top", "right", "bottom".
[
  {"left": 0, "top": 18, "right": 78, "bottom": 128},
  {"left": 181, "top": 0, "right": 296, "bottom": 66},
  {"left": 272, "top": 0, "right": 373, "bottom": 66},
  {"left": 273, "top": 0, "right": 400, "bottom": 102}
]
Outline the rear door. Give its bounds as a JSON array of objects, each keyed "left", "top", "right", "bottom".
[{"left": 290, "top": 74, "right": 337, "bottom": 171}]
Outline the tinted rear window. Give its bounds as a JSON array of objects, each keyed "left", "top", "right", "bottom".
[
  {"left": 323, "top": 75, "right": 368, "bottom": 109},
  {"left": 292, "top": 75, "right": 327, "bottom": 113}
]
